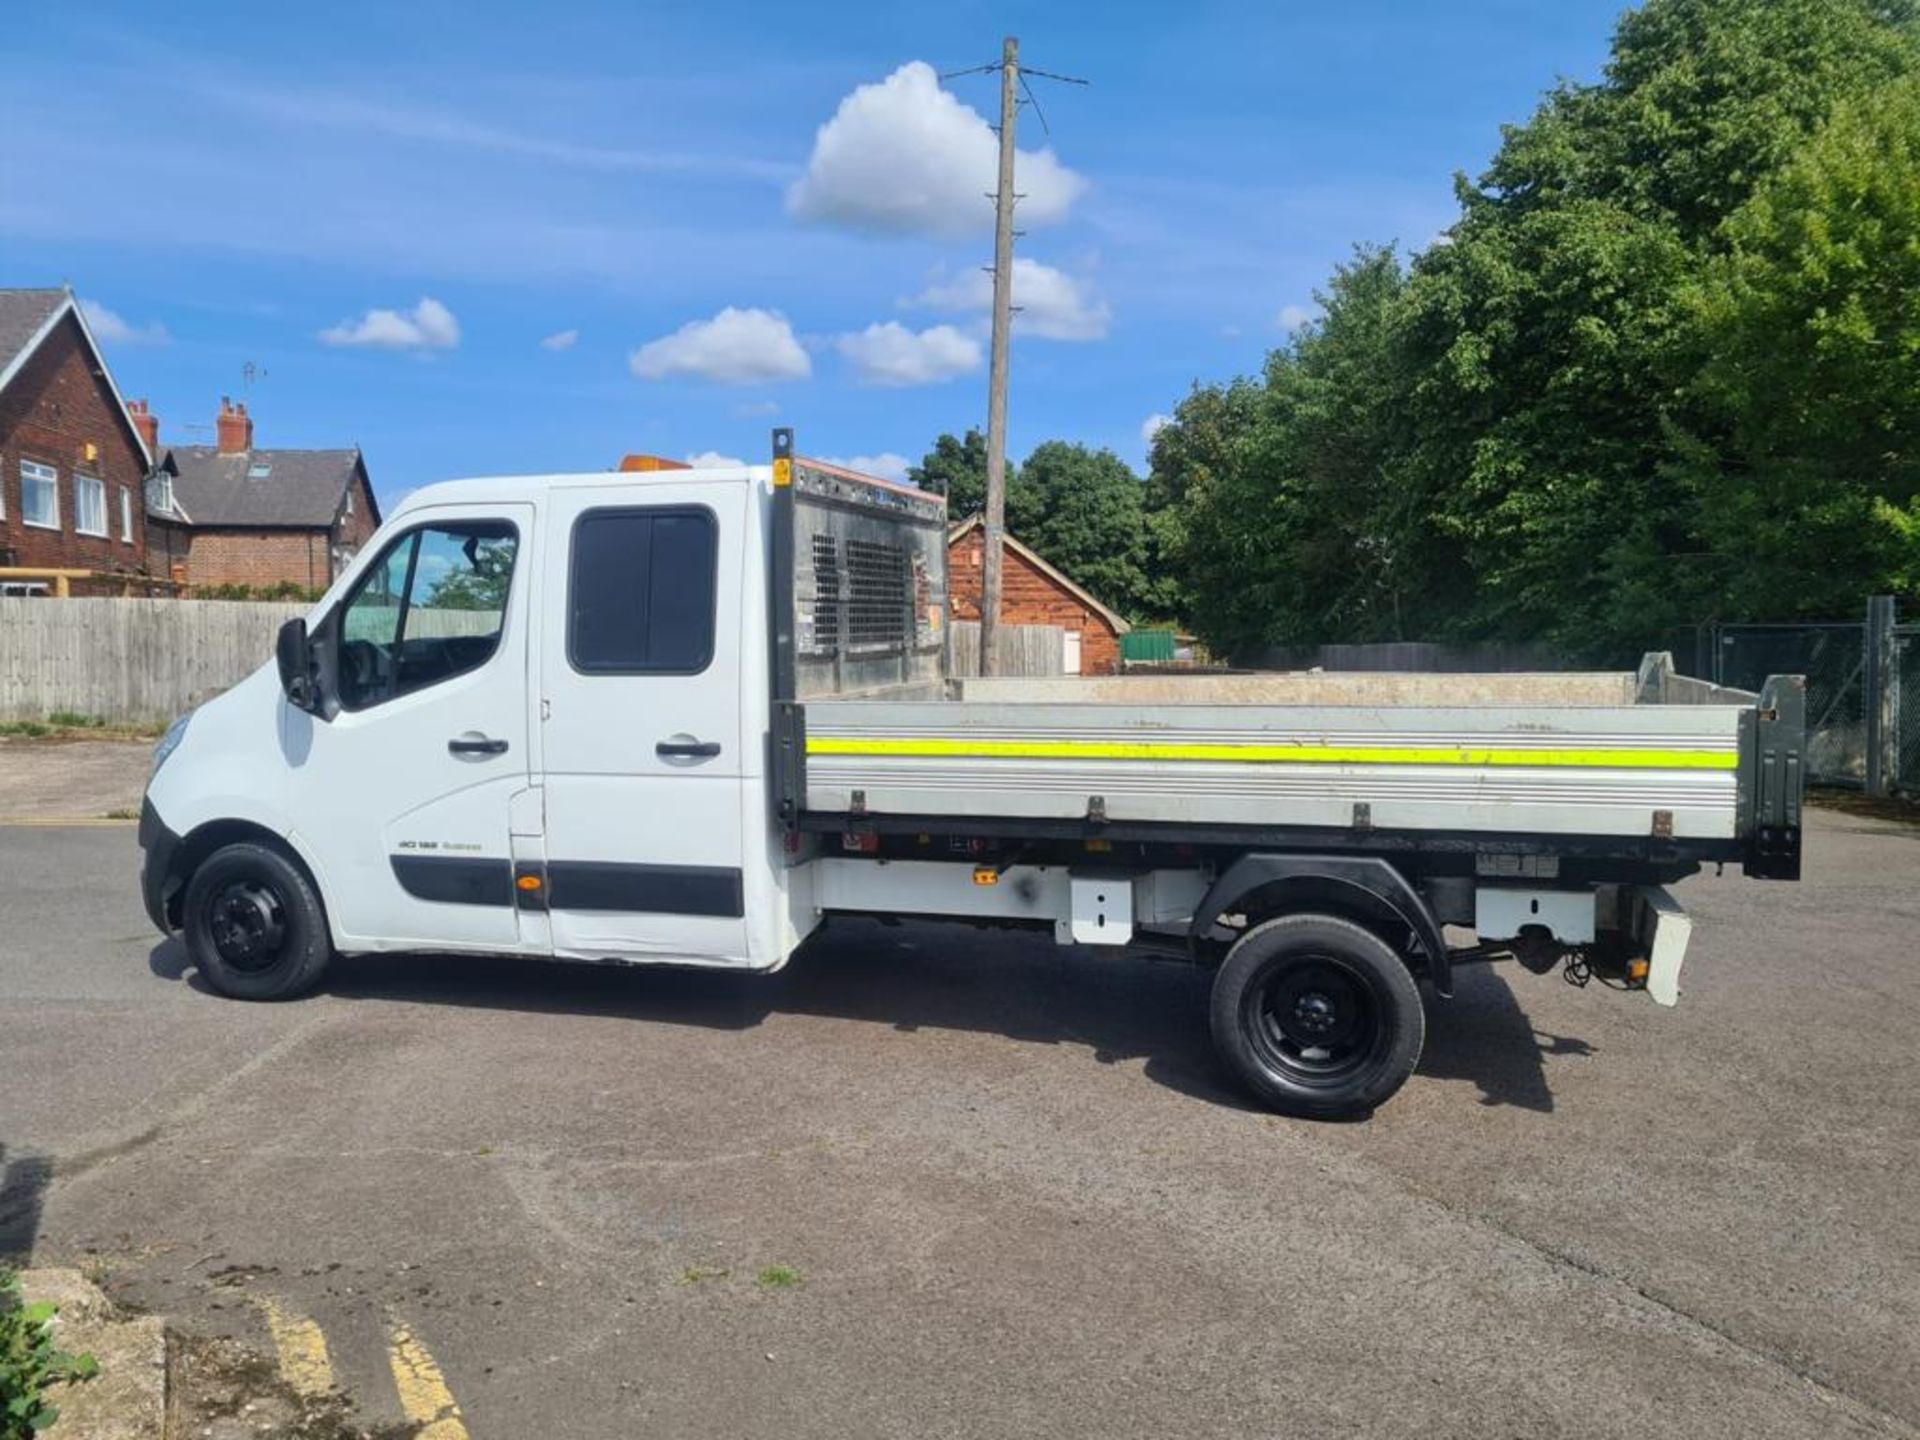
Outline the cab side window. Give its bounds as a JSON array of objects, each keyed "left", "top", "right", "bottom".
[
  {"left": 337, "top": 520, "right": 518, "bottom": 710},
  {"left": 568, "top": 506, "right": 717, "bottom": 674}
]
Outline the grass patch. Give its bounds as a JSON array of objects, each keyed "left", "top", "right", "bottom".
[
  {"left": 0, "top": 1268, "right": 100, "bottom": 1439},
  {"left": 755, "top": 1265, "right": 803, "bottom": 1291},
  {"left": 677, "top": 1265, "right": 731, "bottom": 1285},
  {"left": 0, "top": 719, "right": 161, "bottom": 742}
]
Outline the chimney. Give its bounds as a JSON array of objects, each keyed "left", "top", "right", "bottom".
[
  {"left": 126, "top": 398, "right": 160, "bottom": 458},
  {"left": 217, "top": 396, "right": 254, "bottom": 454}
]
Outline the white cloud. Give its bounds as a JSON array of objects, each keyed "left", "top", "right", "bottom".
[
  {"left": 789, "top": 61, "right": 1087, "bottom": 237},
  {"left": 80, "top": 299, "right": 169, "bottom": 346},
  {"left": 540, "top": 328, "right": 579, "bottom": 350},
  {"left": 910, "top": 257, "right": 1110, "bottom": 341},
  {"left": 685, "top": 450, "right": 747, "bottom": 468},
  {"left": 629, "top": 307, "right": 811, "bottom": 385},
  {"left": 320, "top": 296, "right": 460, "bottom": 350},
  {"left": 820, "top": 452, "right": 912, "bottom": 483},
  {"left": 1277, "top": 303, "right": 1316, "bottom": 332},
  {"left": 836, "top": 322, "right": 982, "bottom": 387},
  {"left": 1141, "top": 413, "right": 1172, "bottom": 444}
]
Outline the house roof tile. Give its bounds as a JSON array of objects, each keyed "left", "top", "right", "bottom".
[{"left": 163, "top": 446, "right": 368, "bottom": 529}]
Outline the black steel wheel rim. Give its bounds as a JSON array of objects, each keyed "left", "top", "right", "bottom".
[
  {"left": 208, "top": 880, "right": 288, "bottom": 972},
  {"left": 1242, "top": 953, "right": 1388, "bottom": 1088}
]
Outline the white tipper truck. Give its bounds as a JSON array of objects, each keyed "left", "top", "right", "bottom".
[{"left": 140, "top": 431, "right": 1807, "bottom": 1118}]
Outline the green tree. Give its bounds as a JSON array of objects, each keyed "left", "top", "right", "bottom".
[
  {"left": 908, "top": 429, "right": 1033, "bottom": 520},
  {"left": 1014, "top": 441, "right": 1157, "bottom": 619},
  {"left": 1165, "top": 249, "right": 1444, "bottom": 656},
  {"left": 1396, "top": 0, "right": 1920, "bottom": 657},
  {"left": 1675, "top": 74, "right": 1920, "bottom": 614}
]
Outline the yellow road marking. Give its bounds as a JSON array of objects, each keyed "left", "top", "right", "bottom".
[
  {"left": 388, "top": 1323, "right": 469, "bottom": 1440},
  {"left": 255, "top": 1296, "right": 335, "bottom": 1398},
  {"left": 806, "top": 736, "right": 1738, "bottom": 770}
]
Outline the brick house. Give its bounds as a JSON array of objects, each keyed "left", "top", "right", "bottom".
[
  {"left": 141, "top": 399, "right": 380, "bottom": 592},
  {"left": 947, "top": 514, "right": 1130, "bottom": 675},
  {"left": 0, "top": 288, "right": 156, "bottom": 585}
]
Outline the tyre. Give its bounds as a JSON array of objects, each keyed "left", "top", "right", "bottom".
[
  {"left": 1210, "top": 913, "right": 1425, "bottom": 1119},
  {"left": 182, "top": 841, "right": 333, "bottom": 1001}
]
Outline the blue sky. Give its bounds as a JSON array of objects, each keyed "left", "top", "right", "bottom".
[{"left": 2, "top": 1, "right": 1629, "bottom": 507}]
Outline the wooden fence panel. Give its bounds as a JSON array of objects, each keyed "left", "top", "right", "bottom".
[
  {"left": 949, "top": 620, "right": 1066, "bottom": 677},
  {"left": 0, "top": 598, "right": 305, "bottom": 725}
]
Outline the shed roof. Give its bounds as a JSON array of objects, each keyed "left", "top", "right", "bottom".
[{"left": 947, "top": 514, "right": 1131, "bottom": 635}]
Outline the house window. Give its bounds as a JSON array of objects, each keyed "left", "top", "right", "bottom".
[
  {"left": 21, "top": 461, "right": 59, "bottom": 530},
  {"left": 74, "top": 473, "right": 108, "bottom": 537},
  {"left": 149, "top": 473, "right": 175, "bottom": 517},
  {"left": 119, "top": 485, "right": 135, "bottom": 543}
]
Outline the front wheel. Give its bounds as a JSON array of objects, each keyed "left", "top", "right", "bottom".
[
  {"left": 1210, "top": 913, "right": 1425, "bottom": 1119},
  {"left": 182, "top": 842, "right": 333, "bottom": 1000}
]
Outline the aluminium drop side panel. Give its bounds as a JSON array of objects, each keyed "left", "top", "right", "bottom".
[{"left": 800, "top": 700, "right": 1746, "bottom": 840}]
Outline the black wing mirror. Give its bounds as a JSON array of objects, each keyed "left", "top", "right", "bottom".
[{"left": 275, "top": 617, "right": 320, "bottom": 713}]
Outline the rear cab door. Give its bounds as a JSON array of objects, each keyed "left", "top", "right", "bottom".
[{"left": 536, "top": 476, "right": 752, "bottom": 963}]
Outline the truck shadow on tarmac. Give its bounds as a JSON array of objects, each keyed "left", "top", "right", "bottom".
[
  {"left": 0, "top": 1142, "right": 51, "bottom": 1263},
  {"left": 149, "top": 923, "right": 1573, "bottom": 1116}
]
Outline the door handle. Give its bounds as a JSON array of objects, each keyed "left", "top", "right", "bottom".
[
  {"left": 449, "top": 735, "right": 510, "bottom": 756},
  {"left": 656, "top": 738, "right": 722, "bottom": 759}
]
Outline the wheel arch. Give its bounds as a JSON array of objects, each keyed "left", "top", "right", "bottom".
[
  {"left": 1190, "top": 854, "right": 1451, "bottom": 998},
  {"left": 157, "top": 818, "right": 326, "bottom": 931}
]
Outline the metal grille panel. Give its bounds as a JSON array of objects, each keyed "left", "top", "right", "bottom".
[{"left": 844, "top": 538, "right": 909, "bottom": 651}]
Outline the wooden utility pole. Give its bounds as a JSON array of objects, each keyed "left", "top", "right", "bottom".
[{"left": 980, "top": 34, "right": 1019, "bottom": 676}]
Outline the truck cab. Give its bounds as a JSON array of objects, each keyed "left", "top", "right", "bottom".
[{"left": 142, "top": 460, "right": 808, "bottom": 974}]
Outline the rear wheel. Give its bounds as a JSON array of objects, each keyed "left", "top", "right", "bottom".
[
  {"left": 183, "top": 842, "right": 333, "bottom": 1000},
  {"left": 1210, "top": 913, "right": 1424, "bottom": 1119}
]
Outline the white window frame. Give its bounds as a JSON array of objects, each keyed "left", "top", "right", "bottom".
[
  {"left": 119, "top": 484, "right": 135, "bottom": 543},
  {"left": 21, "top": 460, "right": 59, "bottom": 531},
  {"left": 74, "top": 472, "right": 108, "bottom": 538},
  {"left": 150, "top": 473, "right": 175, "bottom": 517}
]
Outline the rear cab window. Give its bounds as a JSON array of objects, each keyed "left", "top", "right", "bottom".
[{"left": 567, "top": 507, "right": 718, "bottom": 674}]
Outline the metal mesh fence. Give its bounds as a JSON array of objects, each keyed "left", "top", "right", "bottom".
[
  {"left": 1713, "top": 623, "right": 1867, "bottom": 786},
  {"left": 1897, "top": 630, "right": 1920, "bottom": 797}
]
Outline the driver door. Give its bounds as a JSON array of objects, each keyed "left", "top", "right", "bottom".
[{"left": 285, "top": 502, "right": 537, "bottom": 952}]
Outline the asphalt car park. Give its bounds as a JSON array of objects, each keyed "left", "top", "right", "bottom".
[{"left": 2, "top": 808, "right": 1917, "bottom": 1438}]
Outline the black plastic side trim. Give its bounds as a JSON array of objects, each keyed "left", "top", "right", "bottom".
[
  {"left": 390, "top": 855, "right": 515, "bottom": 907},
  {"left": 546, "top": 861, "right": 745, "bottom": 917}
]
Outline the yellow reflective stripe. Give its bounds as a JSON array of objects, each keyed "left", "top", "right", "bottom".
[{"left": 806, "top": 736, "right": 1738, "bottom": 770}]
